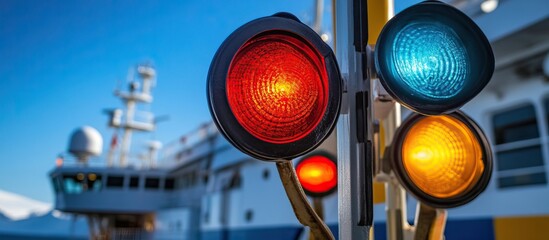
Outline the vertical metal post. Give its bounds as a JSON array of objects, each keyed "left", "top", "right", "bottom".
[
  {"left": 335, "top": 0, "right": 372, "bottom": 239},
  {"left": 119, "top": 100, "right": 134, "bottom": 167},
  {"left": 362, "top": 0, "right": 411, "bottom": 239},
  {"left": 313, "top": 0, "right": 324, "bottom": 33},
  {"left": 383, "top": 105, "right": 409, "bottom": 240}
]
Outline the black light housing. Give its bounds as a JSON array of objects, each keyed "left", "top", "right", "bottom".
[
  {"left": 208, "top": 13, "right": 342, "bottom": 161},
  {"left": 375, "top": 1, "right": 494, "bottom": 115}
]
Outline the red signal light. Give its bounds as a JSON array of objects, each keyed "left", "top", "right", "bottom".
[
  {"left": 227, "top": 33, "right": 329, "bottom": 144},
  {"left": 208, "top": 13, "right": 341, "bottom": 161},
  {"left": 296, "top": 154, "right": 337, "bottom": 197}
]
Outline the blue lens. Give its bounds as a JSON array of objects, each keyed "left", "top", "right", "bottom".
[
  {"left": 375, "top": 1, "right": 494, "bottom": 115},
  {"left": 392, "top": 22, "right": 469, "bottom": 99}
]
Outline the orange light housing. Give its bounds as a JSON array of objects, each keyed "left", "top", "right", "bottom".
[
  {"left": 296, "top": 155, "right": 337, "bottom": 197},
  {"left": 392, "top": 112, "right": 492, "bottom": 208},
  {"left": 227, "top": 33, "right": 329, "bottom": 144}
]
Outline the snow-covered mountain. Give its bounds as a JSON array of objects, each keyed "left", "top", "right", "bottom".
[
  {"left": 0, "top": 190, "right": 88, "bottom": 239},
  {"left": 0, "top": 190, "right": 51, "bottom": 220}
]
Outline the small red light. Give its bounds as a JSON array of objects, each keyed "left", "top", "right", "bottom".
[
  {"left": 55, "top": 157, "right": 63, "bottom": 167},
  {"left": 296, "top": 155, "right": 337, "bottom": 195},
  {"left": 226, "top": 33, "right": 329, "bottom": 144}
]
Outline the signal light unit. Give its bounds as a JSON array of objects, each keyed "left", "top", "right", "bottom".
[
  {"left": 208, "top": 13, "right": 341, "bottom": 161},
  {"left": 296, "top": 153, "right": 338, "bottom": 198},
  {"left": 373, "top": 1, "right": 495, "bottom": 209},
  {"left": 374, "top": 0, "right": 494, "bottom": 115},
  {"left": 207, "top": 12, "right": 340, "bottom": 240},
  {"left": 389, "top": 111, "right": 493, "bottom": 208}
]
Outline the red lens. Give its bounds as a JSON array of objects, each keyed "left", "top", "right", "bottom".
[
  {"left": 226, "top": 33, "right": 329, "bottom": 144},
  {"left": 296, "top": 155, "right": 337, "bottom": 194}
]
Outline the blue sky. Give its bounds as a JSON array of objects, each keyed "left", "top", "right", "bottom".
[{"left": 0, "top": 0, "right": 417, "bottom": 203}]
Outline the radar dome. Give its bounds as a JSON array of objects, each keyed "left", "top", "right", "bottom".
[{"left": 68, "top": 126, "right": 103, "bottom": 161}]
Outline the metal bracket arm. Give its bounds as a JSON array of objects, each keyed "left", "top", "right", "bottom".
[{"left": 276, "top": 161, "right": 335, "bottom": 240}]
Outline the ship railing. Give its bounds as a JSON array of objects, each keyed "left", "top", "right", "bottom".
[
  {"left": 110, "top": 228, "right": 153, "bottom": 240},
  {"left": 54, "top": 155, "right": 166, "bottom": 169},
  {"left": 53, "top": 155, "right": 107, "bottom": 168},
  {"left": 157, "top": 122, "right": 219, "bottom": 168}
]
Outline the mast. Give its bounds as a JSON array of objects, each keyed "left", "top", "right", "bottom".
[{"left": 107, "top": 64, "right": 157, "bottom": 167}]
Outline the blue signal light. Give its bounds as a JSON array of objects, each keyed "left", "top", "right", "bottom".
[
  {"left": 393, "top": 22, "right": 468, "bottom": 99},
  {"left": 375, "top": 1, "right": 494, "bottom": 115}
]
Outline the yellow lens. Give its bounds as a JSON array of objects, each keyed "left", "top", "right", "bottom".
[{"left": 401, "top": 115, "right": 484, "bottom": 198}]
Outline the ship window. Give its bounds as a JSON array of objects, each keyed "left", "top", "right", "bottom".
[
  {"left": 213, "top": 169, "right": 242, "bottom": 192},
  {"left": 62, "top": 174, "right": 83, "bottom": 194},
  {"left": 176, "top": 171, "right": 199, "bottom": 189},
  {"left": 497, "top": 146, "right": 545, "bottom": 171},
  {"left": 88, "top": 173, "right": 102, "bottom": 191},
  {"left": 51, "top": 177, "right": 60, "bottom": 193},
  {"left": 492, "top": 104, "right": 547, "bottom": 189},
  {"left": 498, "top": 172, "right": 547, "bottom": 188},
  {"left": 544, "top": 98, "right": 549, "bottom": 134},
  {"left": 493, "top": 105, "right": 539, "bottom": 144},
  {"left": 164, "top": 178, "right": 175, "bottom": 190},
  {"left": 106, "top": 175, "right": 124, "bottom": 188},
  {"left": 129, "top": 176, "right": 139, "bottom": 188},
  {"left": 145, "top": 177, "right": 160, "bottom": 189}
]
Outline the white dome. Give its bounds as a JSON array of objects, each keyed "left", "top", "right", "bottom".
[{"left": 68, "top": 126, "right": 103, "bottom": 160}]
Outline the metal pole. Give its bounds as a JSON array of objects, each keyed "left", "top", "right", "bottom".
[
  {"left": 362, "top": 0, "right": 410, "bottom": 239},
  {"left": 313, "top": 0, "right": 324, "bottom": 33},
  {"left": 335, "top": 0, "right": 372, "bottom": 238},
  {"left": 383, "top": 104, "right": 409, "bottom": 240}
]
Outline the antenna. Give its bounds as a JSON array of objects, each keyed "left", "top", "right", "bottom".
[
  {"left": 108, "top": 64, "right": 158, "bottom": 167},
  {"left": 126, "top": 66, "right": 135, "bottom": 84},
  {"left": 313, "top": 0, "right": 324, "bottom": 33}
]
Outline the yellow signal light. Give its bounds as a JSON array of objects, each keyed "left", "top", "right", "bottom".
[{"left": 392, "top": 112, "right": 492, "bottom": 208}]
